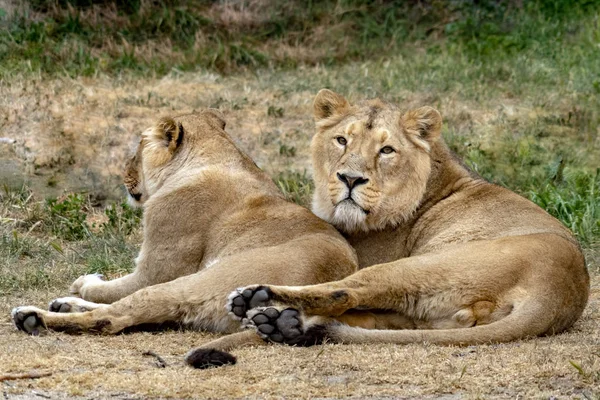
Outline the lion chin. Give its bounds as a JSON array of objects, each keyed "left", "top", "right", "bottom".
[{"left": 331, "top": 199, "right": 369, "bottom": 233}]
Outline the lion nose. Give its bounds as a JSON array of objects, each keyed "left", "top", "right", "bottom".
[{"left": 337, "top": 173, "right": 369, "bottom": 190}]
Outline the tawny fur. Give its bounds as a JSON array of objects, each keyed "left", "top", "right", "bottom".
[
  {"left": 11, "top": 110, "right": 358, "bottom": 352},
  {"left": 236, "top": 89, "right": 590, "bottom": 345}
]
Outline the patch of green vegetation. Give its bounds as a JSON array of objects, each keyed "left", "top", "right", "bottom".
[
  {"left": 0, "top": 188, "right": 143, "bottom": 293},
  {"left": 0, "top": 230, "right": 58, "bottom": 292},
  {"left": 0, "top": 230, "right": 49, "bottom": 260},
  {"left": 102, "top": 201, "right": 142, "bottom": 236},
  {"left": 82, "top": 234, "right": 138, "bottom": 276},
  {"left": 278, "top": 144, "right": 297, "bottom": 158},
  {"left": 46, "top": 193, "right": 90, "bottom": 240},
  {"left": 1, "top": 0, "right": 597, "bottom": 78},
  {"left": 530, "top": 171, "right": 599, "bottom": 246},
  {"left": 275, "top": 171, "right": 314, "bottom": 208},
  {"left": 268, "top": 106, "right": 285, "bottom": 118}
]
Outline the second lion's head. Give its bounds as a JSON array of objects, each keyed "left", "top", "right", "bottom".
[{"left": 123, "top": 109, "right": 228, "bottom": 206}]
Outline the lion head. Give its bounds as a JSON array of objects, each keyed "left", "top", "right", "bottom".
[
  {"left": 310, "top": 89, "right": 443, "bottom": 233},
  {"left": 123, "top": 109, "right": 227, "bottom": 207}
]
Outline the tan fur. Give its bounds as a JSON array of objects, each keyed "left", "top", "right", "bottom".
[
  {"left": 11, "top": 110, "right": 358, "bottom": 354},
  {"left": 236, "top": 90, "right": 590, "bottom": 345}
]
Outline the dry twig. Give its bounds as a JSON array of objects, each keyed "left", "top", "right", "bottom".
[
  {"left": 0, "top": 371, "right": 52, "bottom": 382},
  {"left": 142, "top": 350, "right": 167, "bottom": 368}
]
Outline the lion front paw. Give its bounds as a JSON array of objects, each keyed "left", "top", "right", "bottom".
[
  {"left": 11, "top": 306, "right": 47, "bottom": 335},
  {"left": 226, "top": 285, "right": 273, "bottom": 321},
  {"left": 69, "top": 273, "right": 104, "bottom": 296},
  {"left": 244, "top": 306, "right": 324, "bottom": 346},
  {"left": 49, "top": 297, "right": 100, "bottom": 313}
]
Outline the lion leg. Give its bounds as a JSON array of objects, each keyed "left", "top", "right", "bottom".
[
  {"left": 227, "top": 280, "right": 362, "bottom": 320},
  {"left": 12, "top": 272, "right": 221, "bottom": 335},
  {"left": 15, "top": 251, "right": 302, "bottom": 336},
  {"left": 69, "top": 271, "right": 147, "bottom": 304},
  {"left": 235, "top": 234, "right": 588, "bottom": 346},
  {"left": 12, "top": 305, "right": 117, "bottom": 335},
  {"left": 12, "top": 290, "right": 183, "bottom": 335},
  {"left": 242, "top": 306, "right": 416, "bottom": 345}
]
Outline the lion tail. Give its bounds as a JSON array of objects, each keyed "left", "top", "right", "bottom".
[
  {"left": 324, "top": 299, "right": 571, "bottom": 345},
  {"left": 185, "top": 330, "right": 265, "bottom": 369}
]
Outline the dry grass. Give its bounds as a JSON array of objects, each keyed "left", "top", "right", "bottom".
[
  {"left": 0, "top": 72, "right": 321, "bottom": 201},
  {"left": 1, "top": 270, "right": 599, "bottom": 399}
]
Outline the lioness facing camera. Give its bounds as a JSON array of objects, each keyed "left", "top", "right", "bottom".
[
  {"left": 11, "top": 110, "right": 358, "bottom": 367},
  {"left": 228, "top": 90, "right": 590, "bottom": 346}
]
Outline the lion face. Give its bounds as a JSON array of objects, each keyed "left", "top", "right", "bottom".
[
  {"left": 310, "top": 89, "right": 442, "bottom": 233},
  {"left": 123, "top": 141, "right": 146, "bottom": 207},
  {"left": 122, "top": 110, "right": 227, "bottom": 207}
]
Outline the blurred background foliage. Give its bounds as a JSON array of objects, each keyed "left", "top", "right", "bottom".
[{"left": 0, "top": 0, "right": 598, "bottom": 77}]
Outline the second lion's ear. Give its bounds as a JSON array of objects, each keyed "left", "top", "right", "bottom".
[
  {"left": 152, "top": 117, "right": 184, "bottom": 152},
  {"left": 313, "top": 89, "right": 350, "bottom": 122}
]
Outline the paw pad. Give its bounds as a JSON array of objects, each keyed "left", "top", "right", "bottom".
[
  {"left": 49, "top": 300, "right": 72, "bottom": 313},
  {"left": 227, "top": 286, "right": 272, "bottom": 320},
  {"left": 11, "top": 308, "right": 46, "bottom": 336},
  {"left": 247, "top": 307, "right": 302, "bottom": 343}
]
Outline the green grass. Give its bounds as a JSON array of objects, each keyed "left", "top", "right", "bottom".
[
  {"left": 1, "top": 0, "right": 598, "bottom": 78},
  {"left": 275, "top": 171, "right": 314, "bottom": 208},
  {"left": 0, "top": 186, "right": 142, "bottom": 293},
  {"left": 529, "top": 171, "right": 599, "bottom": 245}
]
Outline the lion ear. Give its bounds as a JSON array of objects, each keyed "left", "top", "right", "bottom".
[
  {"left": 204, "top": 108, "right": 226, "bottom": 129},
  {"left": 400, "top": 106, "right": 442, "bottom": 149},
  {"left": 313, "top": 89, "right": 350, "bottom": 121},
  {"left": 146, "top": 117, "right": 184, "bottom": 153}
]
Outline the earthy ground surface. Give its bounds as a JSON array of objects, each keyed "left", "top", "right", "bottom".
[{"left": 1, "top": 270, "right": 599, "bottom": 399}]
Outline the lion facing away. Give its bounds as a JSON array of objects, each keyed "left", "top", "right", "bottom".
[
  {"left": 228, "top": 89, "right": 590, "bottom": 346},
  {"left": 11, "top": 110, "right": 358, "bottom": 367}
]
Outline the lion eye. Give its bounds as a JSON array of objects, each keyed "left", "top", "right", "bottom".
[
  {"left": 380, "top": 146, "right": 395, "bottom": 154},
  {"left": 336, "top": 136, "right": 347, "bottom": 146}
]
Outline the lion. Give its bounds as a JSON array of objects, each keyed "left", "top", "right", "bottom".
[
  {"left": 11, "top": 110, "right": 358, "bottom": 368},
  {"left": 226, "top": 89, "right": 590, "bottom": 347}
]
